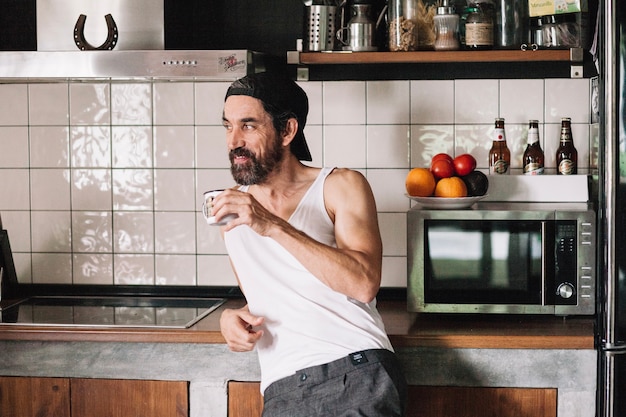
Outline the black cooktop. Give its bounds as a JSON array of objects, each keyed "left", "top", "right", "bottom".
[{"left": 0, "top": 296, "right": 226, "bottom": 329}]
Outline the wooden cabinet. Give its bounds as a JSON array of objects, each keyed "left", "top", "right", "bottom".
[
  {"left": 229, "top": 381, "right": 264, "bottom": 417},
  {"left": 228, "top": 382, "right": 557, "bottom": 417},
  {"left": 0, "top": 377, "right": 188, "bottom": 417},
  {"left": 407, "top": 386, "right": 557, "bottom": 417},
  {"left": 71, "top": 379, "right": 188, "bottom": 417},
  {"left": 0, "top": 376, "right": 70, "bottom": 417}
]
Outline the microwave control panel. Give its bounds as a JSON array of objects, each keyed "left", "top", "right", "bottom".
[{"left": 555, "top": 221, "right": 577, "bottom": 305}]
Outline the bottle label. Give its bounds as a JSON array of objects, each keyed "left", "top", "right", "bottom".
[
  {"left": 494, "top": 128, "right": 506, "bottom": 142},
  {"left": 558, "top": 159, "right": 575, "bottom": 175},
  {"left": 465, "top": 23, "right": 494, "bottom": 46},
  {"left": 528, "top": 129, "right": 539, "bottom": 145},
  {"left": 524, "top": 164, "right": 544, "bottom": 175},
  {"left": 490, "top": 159, "right": 509, "bottom": 174}
]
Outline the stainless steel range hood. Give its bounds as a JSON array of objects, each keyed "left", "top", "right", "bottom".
[
  {"left": 0, "top": 50, "right": 269, "bottom": 80},
  {"left": 0, "top": 1, "right": 268, "bottom": 80}
]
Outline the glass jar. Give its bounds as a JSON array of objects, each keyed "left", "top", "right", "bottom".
[
  {"left": 388, "top": 0, "right": 418, "bottom": 51},
  {"left": 540, "top": 15, "right": 560, "bottom": 47},
  {"left": 433, "top": 4, "right": 460, "bottom": 51},
  {"left": 464, "top": 1, "right": 495, "bottom": 50}
]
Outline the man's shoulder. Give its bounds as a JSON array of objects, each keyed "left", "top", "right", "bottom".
[
  {"left": 327, "top": 167, "right": 366, "bottom": 182},
  {"left": 325, "top": 168, "right": 370, "bottom": 194},
  {"left": 324, "top": 167, "right": 377, "bottom": 220}
]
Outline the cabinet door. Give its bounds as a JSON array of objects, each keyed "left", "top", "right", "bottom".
[
  {"left": 227, "top": 382, "right": 558, "bottom": 417},
  {"left": 407, "top": 386, "right": 557, "bottom": 417},
  {"left": 71, "top": 378, "right": 188, "bottom": 417},
  {"left": 229, "top": 381, "right": 264, "bottom": 417},
  {"left": 0, "top": 376, "right": 71, "bottom": 417}
]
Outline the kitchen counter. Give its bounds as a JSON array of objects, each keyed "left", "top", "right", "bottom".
[
  {"left": 0, "top": 298, "right": 596, "bottom": 349},
  {"left": 0, "top": 298, "right": 597, "bottom": 417}
]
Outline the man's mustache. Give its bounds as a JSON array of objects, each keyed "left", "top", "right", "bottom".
[{"left": 229, "top": 147, "right": 254, "bottom": 160}]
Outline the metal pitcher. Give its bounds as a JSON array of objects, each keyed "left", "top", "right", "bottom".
[{"left": 336, "top": 3, "right": 379, "bottom": 51}]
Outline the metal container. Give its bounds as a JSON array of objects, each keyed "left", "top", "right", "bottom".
[
  {"left": 304, "top": 5, "right": 338, "bottom": 52},
  {"left": 337, "top": 3, "right": 378, "bottom": 52}
]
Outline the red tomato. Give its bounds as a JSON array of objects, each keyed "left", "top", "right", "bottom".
[
  {"left": 453, "top": 154, "right": 477, "bottom": 177},
  {"left": 431, "top": 153, "right": 453, "bottom": 164},
  {"left": 430, "top": 159, "right": 455, "bottom": 179}
]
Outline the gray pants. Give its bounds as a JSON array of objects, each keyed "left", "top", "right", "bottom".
[{"left": 262, "top": 349, "right": 407, "bottom": 417}]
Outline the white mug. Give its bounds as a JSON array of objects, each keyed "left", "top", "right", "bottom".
[{"left": 202, "top": 189, "right": 237, "bottom": 226}]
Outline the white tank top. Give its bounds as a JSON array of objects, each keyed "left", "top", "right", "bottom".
[{"left": 224, "top": 167, "right": 393, "bottom": 393}]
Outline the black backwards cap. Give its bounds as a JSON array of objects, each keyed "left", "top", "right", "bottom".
[{"left": 225, "top": 72, "right": 312, "bottom": 161}]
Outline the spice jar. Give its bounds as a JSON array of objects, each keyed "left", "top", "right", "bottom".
[
  {"left": 388, "top": 0, "right": 418, "bottom": 51},
  {"left": 433, "top": 1, "right": 460, "bottom": 51},
  {"left": 464, "top": 1, "right": 494, "bottom": 50}
]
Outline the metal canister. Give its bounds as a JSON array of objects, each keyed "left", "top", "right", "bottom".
[{"left": 304, "top": 5, "right": 338, "bottom": 52}]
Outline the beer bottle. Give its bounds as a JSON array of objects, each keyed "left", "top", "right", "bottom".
[
  {"left": 523, "top": 120, "right": 545, "bottom": 175},
  {"left": 489, "top": 118, "right": 510, "bottom": 174},
  {"left": 556, "top": 117, "right": 578, "bottom": 175}
]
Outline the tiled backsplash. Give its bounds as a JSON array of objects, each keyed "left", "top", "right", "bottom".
[{"left": 0, "top": 78, "right": 593, "bottom": 288}]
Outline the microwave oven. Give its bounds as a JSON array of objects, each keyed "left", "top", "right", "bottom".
[{"left": 407, "top": 202, "right": 596, "bottom": 315}]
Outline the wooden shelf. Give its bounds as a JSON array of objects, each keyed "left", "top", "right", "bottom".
[{"left": 294, "top": 49, "right": 580, "bottom": 65}]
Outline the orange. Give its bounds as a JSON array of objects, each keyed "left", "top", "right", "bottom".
[
  {"left": 434, "top": 176, "right": 468, "bottom": 198},
  {"left": 405, "top": 168, "right": 436, "bottom": 197}
]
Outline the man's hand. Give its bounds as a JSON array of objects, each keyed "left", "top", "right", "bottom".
[
  {"left": 219, "top": 306, "right": 265, "bottom": 352},
  {"left": 212, "top": 188, "right": 283, "bottom": 237}
]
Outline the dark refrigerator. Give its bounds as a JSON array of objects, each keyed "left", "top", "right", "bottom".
[{"left": 600, "top": 0, "right": 626, "bottom": 416}]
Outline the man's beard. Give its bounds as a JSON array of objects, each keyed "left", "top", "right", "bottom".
[{"left": 229, "top": 136, "right": 284, "bottom": 185}]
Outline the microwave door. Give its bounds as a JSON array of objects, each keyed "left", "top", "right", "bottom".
[{"left": 423, "top": 220, "right": 544, "bottom": 308}]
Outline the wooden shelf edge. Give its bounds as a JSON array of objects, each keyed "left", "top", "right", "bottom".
[
  {"left": 0, "top": 326, "right": 228, "bottom": 344},
  {"left": 296, "top": 49, "right": 576, "bottom": 65},
  {"left": 389, "top": 334, "right": 595, "bottom": 350}
]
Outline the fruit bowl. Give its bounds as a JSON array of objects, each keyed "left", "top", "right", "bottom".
[{"left": 406, "top": 194, "right": 488, "bottom": 209}]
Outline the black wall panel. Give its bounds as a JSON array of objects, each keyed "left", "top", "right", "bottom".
[{"left": 0, "top": 0, "right": 36, "bottom": 50}]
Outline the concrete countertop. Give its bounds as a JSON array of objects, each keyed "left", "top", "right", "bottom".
[{"left": 0, "top": 298, "right": 596, "bottom": 349}]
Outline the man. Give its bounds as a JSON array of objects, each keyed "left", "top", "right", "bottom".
[{"left": 213, "top": 72, "right": 407, "bottom": 416}]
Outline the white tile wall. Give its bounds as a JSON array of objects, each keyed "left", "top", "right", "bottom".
[{"left": 0, "top": 78, "right": 593, "bottom": 288}]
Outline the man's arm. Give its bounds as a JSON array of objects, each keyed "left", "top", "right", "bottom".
[
  {"left": 282, "top": 168, "right": 382, "bottom": 303},
  {"left": 219, "top": 169, "right": 382, "bottom": 304}
]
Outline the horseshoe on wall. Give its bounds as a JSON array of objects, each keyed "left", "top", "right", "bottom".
[{"left": 74, "top": 14, "right": 119, "bottom": 50}]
